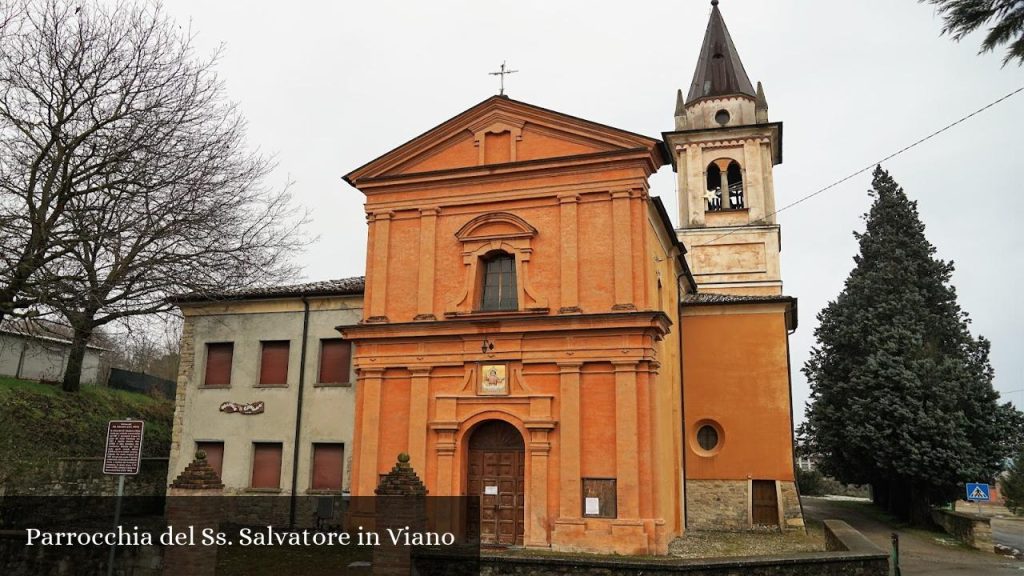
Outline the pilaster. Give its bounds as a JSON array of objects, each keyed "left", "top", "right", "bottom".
[
  {"left": 431, "top": 397, "right": 458, "bottom": 496},
  {"left": 611, "top": 190, "right": 636, "bottom": 311},
  {"left": 613, "top": 361, "right": 640, "bottom": 518},
  {"left": 356, "top": 368, "right": 384, "bottom": 494},
  {"left": 558, "top": 194, "right": 581, "bottom": 314},
  {"left": 526, "top": 424, "right": 552, "bottom": 547},
  {"left": 676, "top": 146, "right": 690, "bottom": 226},
  {"left": 743, "top": 139, "right": 765, "bottom": 222},
  {"left": 408, "top": 367, "right": 432, "bottom": 474},
  {"left": 557, "top": 362, "right": 582, "bottom": 519},
  {"left": 415, "top": 208, "right": 439, "bottom": 321},
  {"left": 686, "top": 145, "right": 705, "bottom": 226},
  {"left": 367, "top": 211, "right": 393, "bottom": 323}
]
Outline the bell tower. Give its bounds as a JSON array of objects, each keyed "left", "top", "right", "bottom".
[{"left": 664, "top": 0, "right": 783, "bottom": 295}]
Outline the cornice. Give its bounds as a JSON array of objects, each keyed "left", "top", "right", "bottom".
[{"left": 337, "top": 311, "right": 673, "bottom": 341}]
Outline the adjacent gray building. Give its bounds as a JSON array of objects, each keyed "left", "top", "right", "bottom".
[{"left": 0, "top": 328, "right": 108, "bottom": 385}]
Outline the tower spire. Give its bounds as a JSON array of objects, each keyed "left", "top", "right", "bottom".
[
  {"left": 755, "top": 81, "right": 769, "bottom": 123},
  {"left": 686, "top": 0, "right": 755, "bottom": 104}
]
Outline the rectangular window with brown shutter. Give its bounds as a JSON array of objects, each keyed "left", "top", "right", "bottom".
[
  {"left": 196, "top": 441, "right": 224, "bottom": 480},
  {"left": 259, "top": 341, "right": 290, "bottom": 386},
  {"left": 251, "top": 442, "right": 283, "bottom": 489},
  {"left": 204, "top": 343, "right": 233, "bottom": 387},
  {"left": 318, "top": 339, "right": 351, "bottom": 385},
  {"left": 311, "top": 443, "right": 344, "bottom": 491}
]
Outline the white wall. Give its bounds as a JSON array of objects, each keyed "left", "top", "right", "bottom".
[
  {"left": 168, "top": 295, "right": 362, "bottom": 495},
  {"left": 0, "top": 333, "right": 104, "bottom": 385}
]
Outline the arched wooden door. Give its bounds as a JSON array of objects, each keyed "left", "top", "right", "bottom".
[{"left": 466, "top": 420, "right": 525, "bottom": 546}]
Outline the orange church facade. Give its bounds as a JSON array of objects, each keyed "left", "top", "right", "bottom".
[
  {"left": 342, "top": 96, "right": 688, "bottom": 554},
  {"left": 341, "top": 3, "right": 801, "bottom": 555}
]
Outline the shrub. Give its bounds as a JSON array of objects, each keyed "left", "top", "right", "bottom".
[{"left": 797, "top": 468, "right": 826, "bottom": 496}]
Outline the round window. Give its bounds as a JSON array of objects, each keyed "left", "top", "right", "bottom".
[
  {"left": 714, "top": 109, "right": 730, "bottom": 126},
  {"left": 696, "top": 424, "right": 720, "bottom": 451}
]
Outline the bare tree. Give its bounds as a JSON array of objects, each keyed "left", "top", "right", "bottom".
[
  {"left": 1, "top": 0, "right": 307, "bottom": 391},
  {"left": 103, "top": 316, "right": 182, "bottom": 380},
  {"left": 0, "top": 1, "right": 18, "bottom": 34}
]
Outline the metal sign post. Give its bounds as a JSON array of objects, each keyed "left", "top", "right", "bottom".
[
  {"left": 965, "top": 482, "right": 991, "bottom": 516},
  {"left": 891, "top": 532, "right": 901, "bottom": 576},
  {"left": 102, "top": 419, "right": 144, "bottom": 576}
]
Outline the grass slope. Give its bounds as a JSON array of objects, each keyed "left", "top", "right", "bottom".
[{"left": 0, "top": 376, "right": 173, "bottom": 464}]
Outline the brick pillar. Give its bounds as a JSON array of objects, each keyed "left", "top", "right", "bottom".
[
  {"left": 611, "top": 189, "right": 636, "bottom": 311},
  {"left": 163, "top": 451, "right": 224, "bottom": 576},
  {"left": 373, "top": 453, "right": 428, "bottom": 576}
]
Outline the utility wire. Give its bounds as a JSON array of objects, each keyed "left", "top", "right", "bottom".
[{"left": 695, "top": 85, "right": 1024, "bottom": 247}]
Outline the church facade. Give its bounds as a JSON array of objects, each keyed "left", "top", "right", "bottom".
[
  {"left": 166, "top": 1, "right": 801, "bottom": 556},
  {"left": 340, "top": 2, "right": 800, "bottom": 554},
  {"left": 342, "top": 95, "right": 688, "bottom": 554}
]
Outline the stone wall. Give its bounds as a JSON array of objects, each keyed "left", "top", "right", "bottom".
[
  {"left": 476, "top": 555, "right": 886, "bottom": 576},
  {"left": 168, "top": 317, "right": 195, "bottom": 476},
  {"left": 931, "top": 509, "right": 994, "bottom": 552},
  {"left": 779, "top": 481, "right": 804, "bottom": 528},
  {"left": 687, "top": 479, "right": 749, "bottom": 530},
  {"left": 2, "top": 457, "right": 168, "bottom": 497},
  {"left": 0, "top": 531, "right": 162, "bottom": 576},
  {"left": 686, "top": 479, "right": 805, "bottom": 531},
  {"left": 467, "top": 520, "right": 887, "bottom": 576}
]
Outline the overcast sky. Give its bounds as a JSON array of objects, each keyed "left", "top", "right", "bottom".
[{"left": 158, "top": 0, "right": 1024, "bottom": 417}]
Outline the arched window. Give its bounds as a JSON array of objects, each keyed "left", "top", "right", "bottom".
[
  {"left": 705, "top": 163, "right": 723, "bottom": 211},
  {"left": 480, "top": 252, "right": 518, "bottom": 311},
  {"left": 706, "top": 160, "right": 744, "bottom": 211},
  {"left": 727, "top": 161, "right": 744, "bottom": 209}
]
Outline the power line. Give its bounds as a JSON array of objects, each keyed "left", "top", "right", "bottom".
[{"left": 695, "top": 85, "right": 1024, "bottom": 247}]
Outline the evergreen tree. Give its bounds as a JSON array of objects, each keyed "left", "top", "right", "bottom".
[
  {"left": 922, "top": 0, "right": 1024, "bottom": 66},
  {"left": 802, "top": 166, "right": 1018, "bottom": 524},
  {"left": 1003, "top": 447, "right": 1024, "bottom": 515}
]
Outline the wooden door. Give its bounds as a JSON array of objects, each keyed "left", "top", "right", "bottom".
[
  {"left": 751, "top": 480, "right": 780, "bottom": 527},
  {"left": 465, "top": 421, "right": 525, "bottom": 546}
]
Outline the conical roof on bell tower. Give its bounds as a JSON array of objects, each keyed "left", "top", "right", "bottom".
[{"left": 686, "top": 0, "right": 756, "bottom": 105}]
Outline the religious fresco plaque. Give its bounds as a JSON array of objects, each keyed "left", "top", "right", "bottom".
[
  {"left": 219, "top": 400, "right": 265, "bottom": 415},
  {"left": 478, "top": 364, "right": 508, "bottom": 396},
  {"left": 102, "top": 420, "right": 145, "bottom": 475}
]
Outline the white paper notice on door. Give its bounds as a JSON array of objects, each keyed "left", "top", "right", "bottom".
[
  {"left": 484, "top": 485, "right": 498, "bottom": 495},
  {"left": 585, "top": 497, "right": 600, "bottom": 515}
]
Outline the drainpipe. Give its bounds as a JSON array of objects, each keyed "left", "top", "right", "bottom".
[
  {"left": 676, "top": 270, "right": 690, "bottom": 532},
  {"left": 784, "top": 322, "right": 806, "bottom": 528},
  {"left": 289, "top": 296, "right": 311, "bottom": 527}
]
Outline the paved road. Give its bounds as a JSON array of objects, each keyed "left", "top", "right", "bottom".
[
  {"left": 802, "top": 496, "right": 1023, "bottom": 575},
  {"left": 993, "top": 517, "right": 1024, "bottom": 552}
]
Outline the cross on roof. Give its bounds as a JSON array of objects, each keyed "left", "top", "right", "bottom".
[{"left": 489, "top": 61, "right": 518, "bottom": 96}]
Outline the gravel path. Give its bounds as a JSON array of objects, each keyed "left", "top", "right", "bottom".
[{"left": 668, "top": 526, "right": 823, "bottom": 559}]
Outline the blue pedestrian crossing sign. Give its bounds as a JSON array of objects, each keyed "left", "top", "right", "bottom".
[{"left": 966, "top": 483, "right": 990, "bottom": 502}]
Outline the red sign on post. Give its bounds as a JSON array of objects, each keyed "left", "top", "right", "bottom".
[{"left": 102, "top": 420, "right": 144, "bottom": 475}]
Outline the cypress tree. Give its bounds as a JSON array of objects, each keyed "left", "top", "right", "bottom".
[
  {"left": 802, "top": 166, "right": 1020, "bottom": 524},
  {"left": 921, "top": 0, "right": 1024, "bottom": 66},
  {"left": 1003, "top": 447, "right": 1024, "bottom": 515}
]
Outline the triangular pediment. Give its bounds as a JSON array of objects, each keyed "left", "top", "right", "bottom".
[{"left": 345, "top": 96, "right": 664, "bottom": 184}]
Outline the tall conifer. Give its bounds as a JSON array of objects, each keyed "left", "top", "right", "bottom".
[{"left": 802, "top": 166, "right": 1019, "bottom": 523}]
